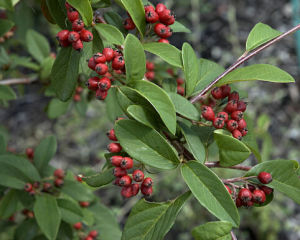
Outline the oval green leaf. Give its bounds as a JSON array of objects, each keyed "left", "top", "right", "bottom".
[
  {"left": 46, "top": 0, "right": 68, "bottom": 29},
  {"left": 83, "top": 167, "right": 115, "bottom": 188},
  {"left": 170, "top": 21, "right": 191, "bottom": 33},
  {"left": 0, "top": 19, "right": 14, "bottom": 37},
  {"left": 61, "top": 180, "right": 94, "bottom": 202},
  {"left": 47, "top": 98, "right": 71, "bottom": 119},
  {"left": 26, "top": 29, "right": 50, "bottom": 63},
  {"left": 0, "top": 85, "right": 16, "bottom": 101},
  {"left": 127, "top": 105, "right": 160, "bottom": 129},
  {"left": 67, "top": 0, "right": 93, "bottom": 26},
  {"left": 192, "top": 221, "right": 232, "bottom": 240},
  {"left": 0, "top": 190, "right": 19, "bottom": 219},
  {"left": 57, "top": 198, "right": 83, "bottom": 224},
  {"left": 94, "top": 23, "right": 124, "bottom": 46}
]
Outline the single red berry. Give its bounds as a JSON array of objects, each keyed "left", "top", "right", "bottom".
[
  {"left": 26, "top": 148, "right": 34, "bottom": 159},
  {"left": 73, "top": 94, "right": 81, "bottom": 102},
  {"left": 217, "top": 112, "right": 229, "bottom": 122},
  {"left": 220, "top": 85, "right": 231, "bottom": 98},
  {"left": 228, "top": 91, "right": 239, "bottom": 101},
  {"left": 132, "top": 169, "right": 144, "bottom": 182},
  {"left": 114, "top": 49, "right": 123, "bottom": 57},
  {"left": 56, "top": 30, "right": 69, "bottom": 41},
  {"left": 131, "top": 183, "right": 140, "bottom": 196},
  {"left": 72, "top": 39, "right": 83, "bottom": 51},
  {"left": 112, "top": 56, "right": 125, "bottom": 70},
  {"left": 114, "top": 177, "right": 121, "bottom": 186},
  {"left": 67, "top": 10, "right": 79, "bottom": 22},
  {"left": 141, "top": 185, "right": 153, "bottom": 196},
  {"left": 176, "top": 78, "right": 184, "bottom": 85},
  {"left": 59, "top": 39, "right": 71, "bottom": 47},
  {"left": 98, "top": 77, "right": 111, "bottom": 91},
  {"left": 163, "top": 26, "right": 173, "bottom": 38},
  {"left": 86, "top": 77, "right": 99, "bottom": 91},
  {"left": 258, "top": 172, "right": 272, "bottom": 184},
  {"left": 103, "top": 47, "right": 115, "bottom": 61},
  {"left": 24, "top": 183, "right": 33, "bottom": 192},
  {"left": 119, "top": 175, "right": 132, "bottom": 187},
  {"left": 144, "top": 5, "right": 155, "bottom": 12},
  {"left": 54, "top": 178, "right": 64, "bottom": 187},
  {"left": 107, "top": 129, "right": 117, "bottom": 141},
  {"left": 259, "top": 185, "right": 273, "bottom": 195},
  {"left": 243, "top": 200, "right": 254, "bottom": 207},
  {"left": 76, "top": 86, "right": 83, "bottom": 94},
  {"left": 95, "top": 63, "right": 108, "bottom": 75},
  {"left": 201, "top": 105, "right": 215, "bottom": 121},
  {"left": 238, "top": 188, "right": 252, "bottom": 203},
  {"left": 145, "top": 71, "right": 155, "bottom": 80},
  {"left": 142, "top": 177, "right": 153, "bottom": 187},
  {"left": 225, "top": 185, "right": 232, "bottom": 194},
  {"left": 165, "top": 15, "right": 175, "bottom": 25},
  {"left": 146, "top": 61, "right": 154, "bottom": 71},
  {"left": 89, "top": 230, "right": 98, "bottom": 238},
  {"left": 213, "top": 117, "right": 225, "bottom": 129},
  {"left": 87, "top": 57, "right": 97, "bottom": 70},
  {"left": 158, "top": 9, "right": 173, "bottom": 24},
  {"left": 177, "top": 85, "right": 184, "bottom": 96},
  {"left": 84, "top": 236, "right": 93, "bottom": 240},
  {"left": 235, "top": 198, "right": 243, "bottom": 208},
  {"left": 232, "top": 129, "right": 242, "bottom": 140},
  {"left": 252, "top": 189, "right": 266, "bottom": 204},
  {"left": 237, "top": 100, "right": 247, "bottom": 112},
  {"left": 107, "top": 143, "right": 122, "bottom": 153},
  {"left": 43, "top": 182, "right": 52, "bottom": 192},
  {"left": 154, "top": 23, "right": 167, "bottom": 38},
  {"left": 80, "top": 29, "right": 93, "bottom": 42},
  {"left": 113, "top": 167, "right": 127, "bottom": 177},
  {"left": 54, "top": 169, "right": 65, "bottom": 179},
  {"left": 79, "top": 201, "right": 90, "bottom": 208},
  {"left": 72, "top": 19, "right": 84, "bottom": 31},
  {"left": 33, "top": 182, "right": 40, "bottom": 188},
  {"left": 224, "top": 100, "right": 238, "bottom": 113},
  {"left": 211, "top": 87, "right": 223, "bottom": 99},
  {"left": 238, "top": 119, "right": 247, "bottom": 131},
  {"left": 95, "top": 89, "right": 108, "bottom": 100},
  {"left": 155, "top": 3, "right": 167, "bottom": 14},
  {"left": 104, "top": 72, "right": 112, "bottom": 79},
  {"left": 208, "top": 98, "right": 216, "bottom": 107},
  {"left": 124, "top": 18, "right": 135, "bottom": 30},
  {"left": 248, "top": 185, "right": 256, "bottom": 192},
  {"left": 145, "top": 9, "right": 159, "bottom": 23},
  {"left": 231, "top": 111, "right": 244, "bottom": 121},
  {"left": 240, "top": 128, "right": 248, "bottom": 136},
  {"left": 76, "top": 175, "right": 83, "bottom": 182},
  {"left": 68, "top": 31, "right": 80, "bottom": 42},
  {"left": 120, "top": 157, "right": 134, "bottom": 169},
  {"left": 110, "top": 156, "right": 123, "bottom": 167},
  {"left": 73, "top": 222, "right": 82, "bottom": 230},
  {"left": 158, "top": 38, "right": 169, "bottom": 43},
  {"left": 93, "top": 53, "right": 106, "bottom": 64},
  {"left": 121, "top": 186, "right": 133, "bottom": 198}
]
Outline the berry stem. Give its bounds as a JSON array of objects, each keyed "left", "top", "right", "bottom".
[
  {"left": 0, "top": 77, "right": 38, "bottom": 86},
  {"left": 205, "top": 161, "right": 252, "bottom": 171},
  {"left": 223, "top": 176, "right": 256, "bottom": 183},
  {"left": 177, "top": 113, "right": 211, "bottom": 127},
  {"left": 190, "top": 23, "right": 300, "bottom": 104}
]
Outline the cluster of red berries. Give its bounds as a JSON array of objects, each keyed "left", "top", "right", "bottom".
[
  {"left": 73, "top": 86, "right": 83, "bottom": 102},
  {"left": 53, "top": 168, "right": 65, "bottom": 187},
  {"left": 145, "top": 61, "right": 155, "bottom": 80},
  {"left": 201, "top": 85, "right": 248, "bottom": 140},
  {"left": 87, "top": 48, "right": 125, "bottom": 100},
  {"left": 176, "top": 77, "right": 185, "bottom": 96},
  {"left": 56, "top": 2, "right": 93, "bottom": 51},
  {"left": 73, "top": 222, "right": 98, "bottom": 240},
  {"left": 24, "top": 181, "right": 40, "bottom": 195}
]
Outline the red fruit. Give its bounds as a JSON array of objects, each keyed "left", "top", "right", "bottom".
[
  {"left": 225, "top": 185, "right": 232, "bottom": 194},
  {"left": 243, "top": 200, "right": 254, "bottom": 207},
  {"left": 114, "top": 49, "right": 123, "bottom": 57},
  {"left": 237, "top": 119, "right": 247, "bottom": 131},
  {"left": 213, "top": 117, "right": 225, "bottom": 129},
  {"left": 43, "top": 182, "right": 52, "bottom": 192},
  {"left": 176, "top": 78, "right": 184, "bottom": 85},
  {"left": 95, "top": 63, "right": 108, "bottom": 75},
  {"left": 155, "top": 3, "right": 167, "bottom": 14},
  {"left": 72, "top": 39, "right": 83, "bottom": 51},
  {"left": 259, "top": 185, "right": 273, "bottom": 195},
  {"left": 231, "top": 111, "right": 244, "bottom": 121},
  {"left": 95, "top": 89, "right": 108, "bottom": 100},
  {"left": 72, "top": 19, "right": 84, "bottom": 31},
  {"left": 158, "top": 38, "right": 169, "bottom": 43},
  {"left": 228, "top": 91, "right": 239, "bottom": 101},
  {"left": 158, "top": 9, "right": 172, "bottom": 24},
  {"left": 121, "top": 186, "right": 133, "bottom": 198},
  {"left": 217, "top": 112, "right": 229, "bottom": 122},
  {"left": 248, "top": 185, "right": 256, "bottom": 192},
  {"left": 56, "top": 30, "right": 69, "bottom": 41},
  {"left": 113, "top": 167, "right": 127, "bottom": 177},
  {"left": 73, "top": 222, "right": 82, "bottom": 230},
  {"left": 79, "top": 201, "right": 90, "bottom": 208},
  {"left": 142, "top": 177, "right": 153, "bottom": 187},
  {"left": 201, "top": 105, "right": 215, "bottom": 121},
  {"left": 87, "top": 57, "right": 97, "bottom": 70},
  {"left": 24, "top": 183, "right": 33, "bottom": 192},
  {"left": 220, "top": 85, "right": 231, "bottom": 98},
  {"left": 89, "top": 230, "right": 98, "bottom": 238},
  {"left": 93, "top": 53, "right": 106, "bottom": 64},
  {"left": 132, "top": 169, "right": 144, "bottom": 182},
  {"left": 80, "top": 29, "right": 93, "bottom": 42},
  {"left": 26, "top": 148, "right": 34, "bottom": 159},
  {"left": 110, "top": 156, "right": 123, "bottom": 167},
  {"left": 114, "top": 177, "right": 121, "bottom": 186},
  {"left": 98, "top": 77, "right": 111, "bottom": 91},
  {"left": 86, "top": 77, "right": 99, "bottom": 91},
  {"left": 103, "top": 47, "right": 115, "bottom": 61},
  {"left": 258, "top": 172, "right": 272, "bottom": 184},
  {"left": 235, "top": 198, "right": 243, "bottom": 208},
  {"left": 112, "top": 56, "right": 125, "bottom": 70},
  {"left": 145, "top": 9, "right": 159, "bottom": 23},
  {"left": 59, "top": 39, "right": 71, "bottom": 47},
  {"left": 76, "top": 175, "right": 83, "bottom": 182},
  {"left": 177, "top": 85, "right": 184, "bottom": 96},
  {"left": 107, "top": 143, "right": 122, "bottom": 153},
  {"left": 120, "top": 157, "right": 134, "bottom": 169},
  {"left": 252, "top": 189, "right": 266, "bottom": 204},
  {"left": 237, "top": 100, "right": 247, "bottom": 112},
  {"left": 232, "top": 129, "right": 242, "bottom": 140},
  {"left": 145, "top": 71, "right": 155, "bottom": 80},
  {"left": 107, "top": 129, "right": 117, "bottom": 141},
  {"left": 119, "top": 175, "right": 132, "bottom": 187},
  {"left": 124, "top": 18, "right": 135, "bottom": 30},
  {"left": 32, "top": 182, "right": 39, "bottom": 189},
  {"left": 54, "top": 178, "right": 64, "bottom": 187},
  {"left": 238, "top": 188, "right": 252, "bottom": 203},
  {"left": 224, "top": 100, "right": 238, "bottom": 113},
  {"left": 67, "top": 10, "right": 79, "bottom": 22},
  {"left": 141, "top": 185, "right": 153, "bottom": 196},
  {"left": 165, "top": 15, "right": 175, "bottom": 25},
  {"left": 54, "top": 169, "right": 65, "bottom": 179},
  {"left": 68, "top": 31, "right": 80, "bottom": 42},
  {"left": 154, "top": 23, "right": 167, "bottom": 38},
  {"left": 144, "top": 5, "right": 155, "bottom": 12},
  {"left": 84, "top": 237, "right": 93, "bottom": 240},
  {"left": 146, "top": 61, "right": 155, "bottom": 71},
  {"left": 76, "top": 86, "right": 83, "bottom": 94},
  {"left": 211, "top": 87, "right": 223, "bottom": 99},
  {"left": 131, "top": 183, "right": 140, "bottom": 196},
  {"left": 240, "top": 128, "right": 248, "bottom": 136}
]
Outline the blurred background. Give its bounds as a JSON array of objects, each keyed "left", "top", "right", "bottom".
[{"left": 1, "top": 0, "right": 300, "bottom": 239}]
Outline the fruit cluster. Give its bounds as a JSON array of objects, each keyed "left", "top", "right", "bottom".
[
  {"left": 86, "top": 47, "right": 125, "bottom": 100},
  {"left": 176, "top": 77, "right": 185, "bottom": 96},
  {"left": 107, "top": 127, "right": 153, "bottom": 198},
  {"left": 145, "top": 61, "right": 155, "bottom": 80},
  {"left": 73, "top": 222, "right": 98, "bottom": 240},
  {"left": 73, "top": 86, "right": 83, "bottom": 102},
  {"left": 56, "top": 2, "right": 93, "bottom": 51},
  {"left": 201, "top": 85, "right": 248, "bottom": 140}
]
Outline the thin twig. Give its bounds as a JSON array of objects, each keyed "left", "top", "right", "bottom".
[
  {"left": 0, "top": 77, "right": 38, "bottom": 86},
  {"left": 223, "top": 176, "right": 256, "bottom": 183},
  {"left": 205, "top": 161, "right": 251, "bottom": 171},
  {"left": 231, "top": 231, "right": 238, "bottom": 240},
  {"left": 190, "top": 23, "right": 300, "bottom": 103}
]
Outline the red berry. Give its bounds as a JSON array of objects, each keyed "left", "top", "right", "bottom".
[
  {"left": 124, "top": 18, "right": 135, "bottom": 30},
  {"left": 107, "top": 129, "right": 117, "bottom": 141},
  {"left": 154, "top": 23, "right": 167, "bottom": 38},
  {"left": 144, "top": 5, "right": 155, "bottom": 12},
  {"left": 141, "top": 185, "right": 153, "bottom": 196},
  {"left": 113, "top": 167, "right": 127, "bottom": 177},
  {"left": 95, "top": 89, "right": 108, "bottom": 100},
  {"left": 67, "top": 10, "right": 79, "bottom": 22},
  {"left": 72, "top": 19, "right": 84, "bottom": 31},
  {"left": 228, "top": 91, "right": 239, "bottom": 101},
  {"left": 119, "top": 175, "right": 132, "bottom": 187},
  {"left": 72, "top": 39, "right": 83, "bottom": 51},
  {"left": 224, "top": 100, "right": 238, "bottom": 113},
  {"left": 237, "top": 100, "right": 247, "bottom": 112},
  {"left": 220, "top": 85, "right": 231, "bottom": 98},
  {"left": 232, "top": 129, "right": 242, "bottom": 140},
  {"left": 73, "top": 222, "right": 82, "bottom": 230},
  {"left": 76, "top": 175, "right": 83, "bottom": 182},
  {"left": 146, "top": 61, "right": 154, "bottom": 71},
  {"left": 26, "top": 148, "right": 34, "bottom": 159},
  {"left": 107, "top": 143, "right": 122, "bottom": 153},
  {"left": 84, "top": 236, "right": 93, "bottom": 240},
  {"left": 145, "top": 9, "right": 159, "bottom": 23},
  {"left": 225, "top": 185, "right": 232, "bottom": 194},
  {"left": 86, "top": 77, "right": 99, "bottom": 91},
  {"left": 213, "top": 117, "right": 225, "bottom": 129},
  {"left": 120, "top": 157, "right": 134, "bottom": 169},
  {"left": 33, "top": 182, "right": 40, "bottom": 188},
  {"left": 217, "top": 112, "right": 229, "bottom": 122},
  {"left": 259, "top": 185, "right": 273, "bottom": 195},
  {"left": 110, "top": 156, "right": 123, "bottom": 167},
  {"left": 258, "top": 172, "right": 272, "bottom": 184},
  {"left": 165, "top": 15, "right": 175, "bottom": 25},
  {"left": 131, "top": 183, "right": 140, "bottom": 196},
  {"left": 95, "top": 63, "right": 108, "bottom": 75},
  {"left": 112, "top": 56, "right": 125, "bottom": 70},
  {"left": 231, "top": 111, "right": 244, "bottom": 121},
  {"left": 79, "top": 201, "right": 90, "bottom": 208},
  {"left": 93, "top": 53, "right": 106, "bottom": 64},
  {"left": 238, "top": 188, "right": 252, "bottom": 203},
  {"left": 43, "top": 182, "right": 52, "bottom": 192},
  {"left": 56, "top": 30, "right": 69, "bottom": 41},
  {"left": 243, "top": 200, "right": 254, "bottom": 207},
  {"left": 54, "top": 178, "right": 64, "bottom": 187},
  {"left": 158, "top": 9, "right": 172, "bottom": 24},
  {"left": 68, "top": 31, "right": 80, "bottom": 42},
  {"left": 240, "top": 128, "right": 248, "bottom": 137},
  {"left": 121, "top": 186, "right": 133, "bottom": 198},
  {"left": 158, "top": 38, "right": 169, "bottom": 43},
  {"left": 133, "top": 169, "right": 144, "bottom": 182},
  {"left": 89, "top": 230, "right": 98, "bottom": 238},
  {"left": 211, "top": 87, "right": 223, "bottom": 99},
  {"left": 237, "top": 119, "right": 247, "bottom": 131},
  {"left": 114, "top": 177, "right": 121, "bottom": 186},
  {"left": 142, "top": 177, "right": 153, "bottom": 187},
  {"left": 59, "top": 39, "right": 71, "bottom": 47},
  {"left": 80, "top": 29, "right": 93, "bottom": 42},
  {"left": 103, "top": 47, "right": 115, "bottom": 61},
  {"left": 87, "top": 57, "right": 97, "bottom": 70},
  {"left": 252, "top": 189, "right": 266, "bottom": 204},
  {"left": 145, "top": 71, "right": 155, "bottom": 80},
  {"left": 76, "top": 86, "right": 83, "bottom": 94},
  {"left": 176, "top": 78, "right": 184, "bottom": 85},
  {"left": 248, "top": 185, "right": 256, "bottom": 192},
  {"left": 114, "top": 49, "right": 123, "bottom": 57},
  {"left": 24, "top": 183, "right": 33, "bottom": 192},
  {"left": 155, "top": 3, "right": 166, "bottom": 14},
  {"left": 98, "top": 77, "right": 111, "bottom": 91},
  {"left": 201, "top": 105, "right": 215, "bottom": 121},
  {"left": 235, "top": 198, "right": 243, "bottom": 208},
  {"left": 54, "top": 169, "right": 65, "bottom": 179},
  {"left": 177, "top": 85, "right": 184, "bottom": 96}
]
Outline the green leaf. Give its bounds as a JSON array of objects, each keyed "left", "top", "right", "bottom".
[
  {"left": 92, "top": 28, "right": 104, "bottom": 53},
  {"left": 217, "top": 64, "right": 295, "bottom": 86},
  {"left": 143, "top": 42, "right": 183, "bottom": 68},
  {"left": 0, "top": 174, "right": 25, "bottom": 189},
  {"left": 83, "top": 167, "right": 115, "bottom": 188},
  {"left": 168, "top": 92, "right": 200, "bottom": 121},
  {"left": 0, "top": 190, "right": 19, "bottom": 219},
  {"left": 119, "top": 0, "right": 145, "bottom": 36},
  {"left": 40, "top": 57, "right": 55, "bottom": 81},
  {"left": 67, "top": 0, "right": 93, "bottom": 26},
  {"left": 26, "top": 30, "right": 50, "bottom": 63},
  {"left": 178, "top": 121, "right": 205, "bottom": 163},
  {"left": 47, "top": 98, "right": 71, "bottom": 119},
  {"left": 75, "top": 98, "right": 88, "bottom": 116},
  {"left": 14, "top": 219, "right": 39, "bottom": 240},
  {"left": 0, "top": 19, "right": 14, "bottom": 37},
  {"left": 57, "top": 198, "right": 83, "bottom": 224},
  {"left": 105, "top": 88, "right": 125, "bottom": 121},
  {"left": 0, "top": 133, "right": 6, "bottom": 154},
  {"left": 192, "top": 221, "right": 232, "bottom": 240},
  {"left": 131, "top": 80, "right": 177, "bottom": 134},
  {"left": 182, "top": 43, "right": 199, "bottom": 97},
  {"left": 91, "top": 0, "right": 111, "bottom": 8},
  {"left": 122, "top": 191, "right": 191, "bottom": 240},
  {"left": 124, "top": 34, "right": 146, "bottom": 82},
  {"left": 214, "top": 129, "right": 251, "bottom": 167},
  {"left": 127, "top": 105, "right": 160, "bottom": 129},
  {"left": 51, "top": 47, "right": 81, "bottom": 101},
  {"left": 162, "top": 78, "right": 177, "bottom": 93},
  {"left": 170, "top": 21, "right": 191, "bottom": 33},
  {"left": 114, "top": 119, "right": 180, "bottom": 170},
  {"left": 34, "top": 194, "right": 61, "bottom": 240},
  {"left": 41, "top": 0, "right": 56, "bottom": 24},
  {"left": 245, "top": 160, "right": 300, "bottom": 204},
  {"left": 94, "top": 23, "right": 124, "bottom": 46},
  {"left": 0, "top": 85, "right": 16, "bottom": 101},
  {"left": 82, "top": 208, "right": 95, "bottom": 226},
  {"left": 33, "top": 136, "right": 57, "bottom": 176},
  {"left": 181, "top": 161, "right": 239, "bottom": 227},
  {"left": 246, "top": 23, "right": 281, "bottom": 51},
  {"left": 103, "top": 11, "right": 127, "bottom": 34},
  {"left": 0, "top": 0, "right": 13, "bottom": 11},
  {"left": 46, "top": 0, "right": 68, "bottom": 29},
  {"left": 61, "top": 180, "right": 94, "bottom": 202}
]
